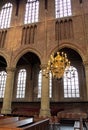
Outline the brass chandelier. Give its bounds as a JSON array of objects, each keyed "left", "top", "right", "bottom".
[
  {"left": 44, "top": 8, "right": 70, "bottom": 79},
  {"left": 46, "top": 51, "right": 70, "bottom": 79}
]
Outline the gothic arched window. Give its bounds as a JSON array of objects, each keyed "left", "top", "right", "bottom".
[
  {"left": 55, "top": 0, "right": 72, "bottom": 18},
  {"left": 0, "top": 3, "right": 13, "bottom": 29},
  {"left": 16, "top": 69, "right": 27, "bottom": 98},
  {"left": 24, "top": 0, "right": 39, "bottom": 24},
  {"left": 63, "top": 66, "right": 80, "bottom": 98},
  {"left": 0, "top": 71, "right": 7, "bottom": 98},
  {"left": 38, "top": 70, "right": 52, "bottom": 98}
]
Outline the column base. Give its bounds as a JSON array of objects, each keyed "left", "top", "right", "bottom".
[
  {"left": 1, "top": 108, "right": 11, "bottom": 115},
  {"left": 39, "top": 108, "right": 51, "bottom": 117}
]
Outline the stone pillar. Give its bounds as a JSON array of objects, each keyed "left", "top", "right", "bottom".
[
  {"left": 84, "top": 62, "right": 88, "bottom": 100},
  {"left": 39, "top": 65, "right": 51, "bottom": 117},
  {"left": 1, "top": 67, "right": 15, "bottom": 114}
]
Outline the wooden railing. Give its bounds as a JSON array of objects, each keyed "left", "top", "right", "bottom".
[{"left": 0, "top": 117, "right": 19, "bottom": 125}]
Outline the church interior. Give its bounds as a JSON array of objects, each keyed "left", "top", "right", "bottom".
[{"left": 0, "top": 0, "right": 88, "bottom": 129}]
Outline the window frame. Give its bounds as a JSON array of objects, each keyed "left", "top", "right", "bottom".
[
  {"left": 63, "top": 66, "right": 80, "bottom": 98},
  {"left": 55, "top": 0, "right": 72, "bottom": 18},
  {"left": 24, "top": 0, "right": 39, "bottom": 24},
  {"left": 38, "top": 70, "right": 52, "bottom": 98},
  {"left": 0, "top": 2, "right": 13, "bottom": 29},
  {"left": 16, "top": 68, "right": 27, "bottom": 99},
  {"left": 0, "top": 70, "right": 7, "bottom": 98}
]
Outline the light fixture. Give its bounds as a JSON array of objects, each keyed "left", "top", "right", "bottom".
[
  {"left": 44, "top": 8, "right": 70, "bottom": 79},
  {"left": 46, "top": 51, "right": 70, "bottom": 79}
]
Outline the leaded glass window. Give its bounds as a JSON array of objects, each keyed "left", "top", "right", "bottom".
[
  {"left": 24, "top": 0, "right": 39, "bottom": 24},
  {"left": 0, "top": 3, "right": 13, "bottom": 29},
  {"left": 64, "top": 66, "right": 80, "bottom": 98},
  {"left": 38, "top": 70, "right": 52, "bottom": 98},
  {"left": 0, "top": 71, "right": 7, "bottom": 98},
  {"left": 55, "top": 0, "right": 72, "bottom": 18},
  {"left": 16, "top": 69, "right": 27, "bottom": 98}
]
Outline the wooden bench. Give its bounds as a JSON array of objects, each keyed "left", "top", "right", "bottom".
[
  {"left": 0, "top": 127, "right": 21, "bottom": 130},
  {"left": 0, "top": 117, "right": 19, "bottom": 125},
  {"left": 22, "top": 118, "right": 49, "bottom": 130},
  {"left": 57, "top": 111, "right": 87, "bottom": 120},
  {"left": 0, "top": 114, "right": 5, "bottom": 119},
  {"left": 0, "top": 118, "right": 49, "bottom": 130},
  {"left": 2, "top": 118, "right": 33, "bottom": 128}
]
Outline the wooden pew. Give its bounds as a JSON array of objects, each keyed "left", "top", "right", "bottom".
[
  {"left": 2, "top": 118, "right": 33, "bottom": 128},
  {"left": 0, "top": 117, "right": 49, "bottom": 130},
  {"left": 22, "top": 118, "right": 49, "bottom": 130},
  {"left": 0, "top": 127, "right": 21, "bottom": 130},
  {"left": 0, "top": 114, "right": 4, "bottom": 119},
  {"left": 0, "top": 117, "right": 19, "bottom": 125}
]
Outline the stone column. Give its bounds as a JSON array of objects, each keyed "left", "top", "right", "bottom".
[
  {"left": 84, "top": 62, "right": 88, "bottom": 100},
  {"left": 1, "top": 67, "right": 15, "bottom": 114},
  {"left": 39, "top": 65, "right": 51, "bottom": 117}
]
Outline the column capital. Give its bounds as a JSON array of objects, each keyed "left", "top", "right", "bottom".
[
  {"left": 83, "top": 61, "right": 88, "bottom": 69},
  {"left": 40, "top": 64, "right": 47, "bottom": 70},
  {"left": 40, "top": 64, "right": 49, "bottom": 78},
  {"left": 6, "top": 67, "right": 16, "bottom": 72}
]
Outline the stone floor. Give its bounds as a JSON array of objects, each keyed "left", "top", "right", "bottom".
[
  {"left": 49, "top": 124, "right": 86, "bottom": 130},
  {"left": 59, "top": 126, "right": 73, "bottom": 130},
  {"left": 49, "top": 124, "right": 73, "bottom": 130}
]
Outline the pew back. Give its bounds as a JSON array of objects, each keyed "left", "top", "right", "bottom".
[
  {"left": 2, "top": 118, "right": 33, "bottom": 128},
  {"left": 22, "top": 118, "right": 49, "bottom": 130},
  {"left": 0, "top": 117, "right": 49, "bottom": 130},
  {"left": 0, "top": 117, "right": 19, "bottom": 125},
  {"left": 0, "top": 127, "right": 21, "bottom": 130}
]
